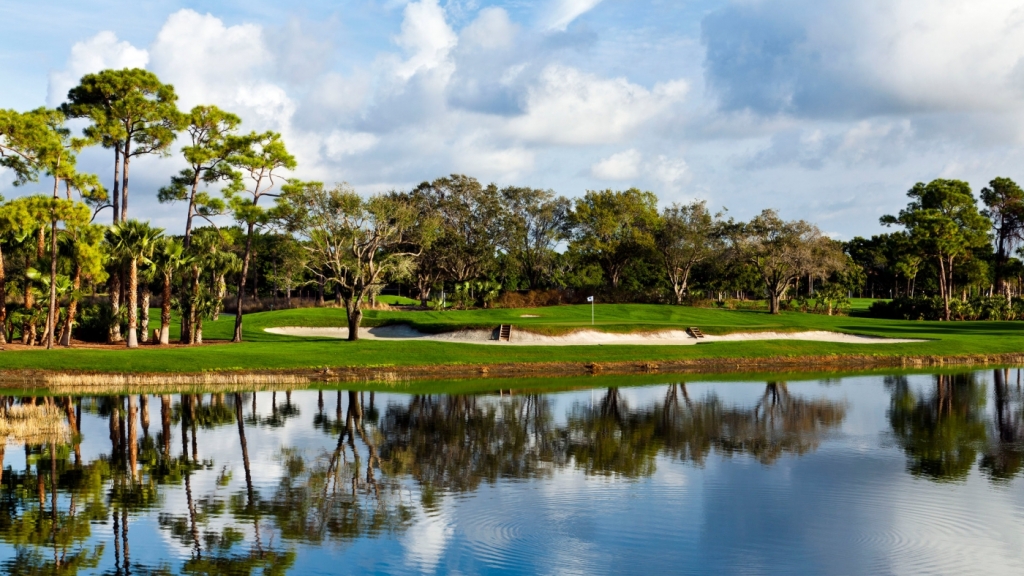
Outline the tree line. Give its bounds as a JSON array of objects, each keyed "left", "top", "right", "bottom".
[{"left": 2, "top": 68, "right": 1021, "bottom": 351}]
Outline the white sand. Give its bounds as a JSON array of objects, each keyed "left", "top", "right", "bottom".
[{"left": 264, "top": 325, "right": 924, "bottom": 346}]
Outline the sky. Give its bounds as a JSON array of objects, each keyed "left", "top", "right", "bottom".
[{"left": 3, "top": 0, "right": 1024, "bottom": 239}]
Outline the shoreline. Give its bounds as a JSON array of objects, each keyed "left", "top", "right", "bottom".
[{"left": 2, "top": 350, "right": 1023, "bottom": 393}]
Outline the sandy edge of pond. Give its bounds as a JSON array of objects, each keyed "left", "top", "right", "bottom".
[{"left": 264, "top": 325, "right": 925, "bottom": 346}]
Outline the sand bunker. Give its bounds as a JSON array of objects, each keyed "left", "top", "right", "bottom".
[{"left": 265, "top": 325, "right": 923, "bottom": 346}]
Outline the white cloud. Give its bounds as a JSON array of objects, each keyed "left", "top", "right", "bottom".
[
  {"left": 650, "top": 155, "right": 689, "bottom": 188},
  {"left": 323, "top": 130, "right": 379, "bottom": 159},
  {"left": 705, "top": 0, "right": 1024, "bottom": 121},
  {"left": 591, "top": 150, "right": 689, "bottom": 189},
  {"left": 543, "top": 0, "right": 604, "bottom": 32},
  {"left": 402, "top": 504, "right": 453, "bottom": 572},
  {"left": 47, "top": 31, "right": 149, "bottom": 106},
  {"left": 454, "top": 138, "right": 535, "bottom": 179},
  {"left": 149, "top": 10, "right": 278, "bottom": 114},
  {"left": 392, "top": 0, "right": 458, "bottom": 81},
  {"left": 461, "top": 7, "right": 518, "bottom": 51},
  {"left": 509, "top": 65, "right": 688, "bottom": 145},
  {"left": 591, "top": 149, "right": 642, "bottom": 180}
]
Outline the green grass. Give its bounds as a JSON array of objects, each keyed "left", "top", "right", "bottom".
[
  {"left": 3, "top": 302, "right": 1023, "bottom": 375},
  {"left": 376, "top": 295, "right": 419, "bottom": 306}
]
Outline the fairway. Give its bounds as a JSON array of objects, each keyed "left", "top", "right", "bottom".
[{"left": 1, "top": 303, "right": 1023, "bottom": 375}]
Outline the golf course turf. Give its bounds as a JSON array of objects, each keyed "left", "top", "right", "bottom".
[{"left": 0, "top": 302, "right": 1022, "bottom": 382}]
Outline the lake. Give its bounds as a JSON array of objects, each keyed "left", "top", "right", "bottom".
[{"left": 1, "top": 369, "right": 1023, "bottom": 575}]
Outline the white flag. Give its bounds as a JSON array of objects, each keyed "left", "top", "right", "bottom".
[{"left": 587, "top": 296, "right": 594, "bottom": 302}]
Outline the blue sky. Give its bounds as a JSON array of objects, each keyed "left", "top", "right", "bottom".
[{"left": 3, "top": 0, "right": 1024, "bottom": 238}]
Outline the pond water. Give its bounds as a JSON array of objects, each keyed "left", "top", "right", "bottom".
[{"left": 1, "top": 370, "right": 1024, "bottom": 575}]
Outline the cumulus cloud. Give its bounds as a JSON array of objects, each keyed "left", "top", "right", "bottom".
[
  {"left": 745, "top": 120, "right": 915, "bottom": 170},
  {"left": 32, "top": 3, "right": 703, "bottom": 230},
  {"left": 453, "top": 139, "right": 535, "bottom": 179},
  {"left": 392, "top": 0, "right": 458, "bottom": 81},
  {"left": 461, "top": 7, "right": 518, "bottom": 51},
  {"left": 650, "top": 155, "right": 690, "bottom": 188},
  {"left": 147, "top": 10, "right": 295, "bottom": 132},
  {"left": 47, "top": 31, "right": 149, "bottom": 106},
  {"left": 508, "top": 66, "right": 688, "bottom": 145},
  {"left": 702, "top": 0, "right": 1024, "bottom": 120},
  {"left": 591, "top": 150, "right": 689, "bottom": 190},
  {"left": 323, "top": 130, "right": 379, "bottom": 160},
  {"left": 591, "top": 149, "right": 642, "bottom": 180},
  {"left": 543, "top": 0, "right": 604, "bottom": 32}
]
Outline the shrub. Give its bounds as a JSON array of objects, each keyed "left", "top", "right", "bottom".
[
  {"left": 495, "top": 289, "right": 568, "bottom": 309},
  {"left": 74, "top": 303, "right": 120, "bottom": 342}
]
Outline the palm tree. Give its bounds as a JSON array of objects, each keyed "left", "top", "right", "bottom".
[
  {"left": 105, "top": 220, "right": 163, "bottom": 348},
  {"left": 151, "top": 237, "right": 185, "bottom": 345},
  {"left": 138, "top": 258, "right": 158, "bottom": 343}
]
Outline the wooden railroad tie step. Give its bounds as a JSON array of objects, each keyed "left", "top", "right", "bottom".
[
  {"left": 687, "top": 327, "right": 705, "bottom": 339},
  {"left": 498, "top": 324, "right": 513, "bottom": 342}
]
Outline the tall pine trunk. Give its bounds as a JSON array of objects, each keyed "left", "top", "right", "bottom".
[
  {"left": 0, "top": 243, "right": 6, "bottom": 347},
  {"left": 160, "top": 272, "right": 172, "bottom": 345},
  {"left": 112, "top": 146, "right": 121, "bottom": 223},
  {"left": 46, "top": 214, "right": 58, "bottom": 350},
  {"left": 121, "top": 140, "right": 131, "bottom": 222},
  {"left": 233, "top": 223, "right": 255, "bottom": 343}
]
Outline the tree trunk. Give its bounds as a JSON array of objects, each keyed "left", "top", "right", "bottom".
[
  {"left": 23, "top": 252, "right": 34, "bottom": 345},
  {"left": 161, "top": 395, "right": 171, "bottom": 459},
  {"left": 112, "top": 146, "right": 121, "bottom": 224},
  {"left": 0, "top": 243, "right": 6, "bottom": 347},
  {"left": 346, "top": 299, "right": 362, "bottom": 342},
  {"left": 184, "top": 178, "right": 199, "bottom": 248},
  {"left": 59, "top": 265, "right": 81, "bottom": 347},
  {"left": 128, "top": 395, "right": 138, "bottom": 480},
  {"left": 108, "top": 268, "right": 123, "bottom": 343},
  {"left": 126, "top": 259, "right": 139, "bottom": 348},
  {"left": 121, "top": 140, "right": 131, "bottom": 222},
  {"left": 235, "top": 394, "right": 255, "bottom": 508},
  {"left": 46, "top": 216, "right": 58, "bottom": 350},
  {"left": 938, "top": 256, "right": 950, "bottom": 321},
  {"left": 194, "top": 315, "right": 204, "bottom": 345},
  {"left": 160, "top": 273, "right": 172, "bottom": 345},
  {"left": 233, "top": 223, "right": 255, "bottom": 343},
  {"left": 418, "top": 281, "right": 431, "bottom": 307},
  {"left": 317, "top": 275, "right": 325, "bottom": 306},
  {"left": 140, "top": 287, "right": 151, "bottom": 343},
  {"left": 213, "top": 274, "right": 226, "bottom": 321},
  {"left": 182, "top": 265, "right": 199, "bottom": 344}
]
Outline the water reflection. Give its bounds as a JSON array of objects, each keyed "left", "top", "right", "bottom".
[{"left": 0, "top": 370, "right": 1022, "bottom": 574}]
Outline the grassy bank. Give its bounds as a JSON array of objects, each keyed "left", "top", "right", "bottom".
[{"left": 1, "top": 303, "right": 1023, "bottom": 375}]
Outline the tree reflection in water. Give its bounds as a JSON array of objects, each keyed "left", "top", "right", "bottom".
[
  {"left": 888, "top": 373, "right": 989, "bottom": 481},
  {"left": 566, "top": 383, "right": 847, "bottom": 477},
  {"left": 981, "top": 369, "right": 1024, "bottom": 481},
  {"left": 0, "top": 375, "right": 1022, "bottom": 573}
]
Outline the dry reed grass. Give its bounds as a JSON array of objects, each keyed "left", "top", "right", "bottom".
[{"left": 0, "top": 405, "right": 70, "bottom": 446}]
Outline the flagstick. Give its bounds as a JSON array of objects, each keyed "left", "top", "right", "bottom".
[{"left": 591, "top": 299, "right": 594, "bottom": 325}]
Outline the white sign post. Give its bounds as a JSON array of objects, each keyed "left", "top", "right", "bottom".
[{"left": 588, "top": 296, "right": 594, "bottom": 325}]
